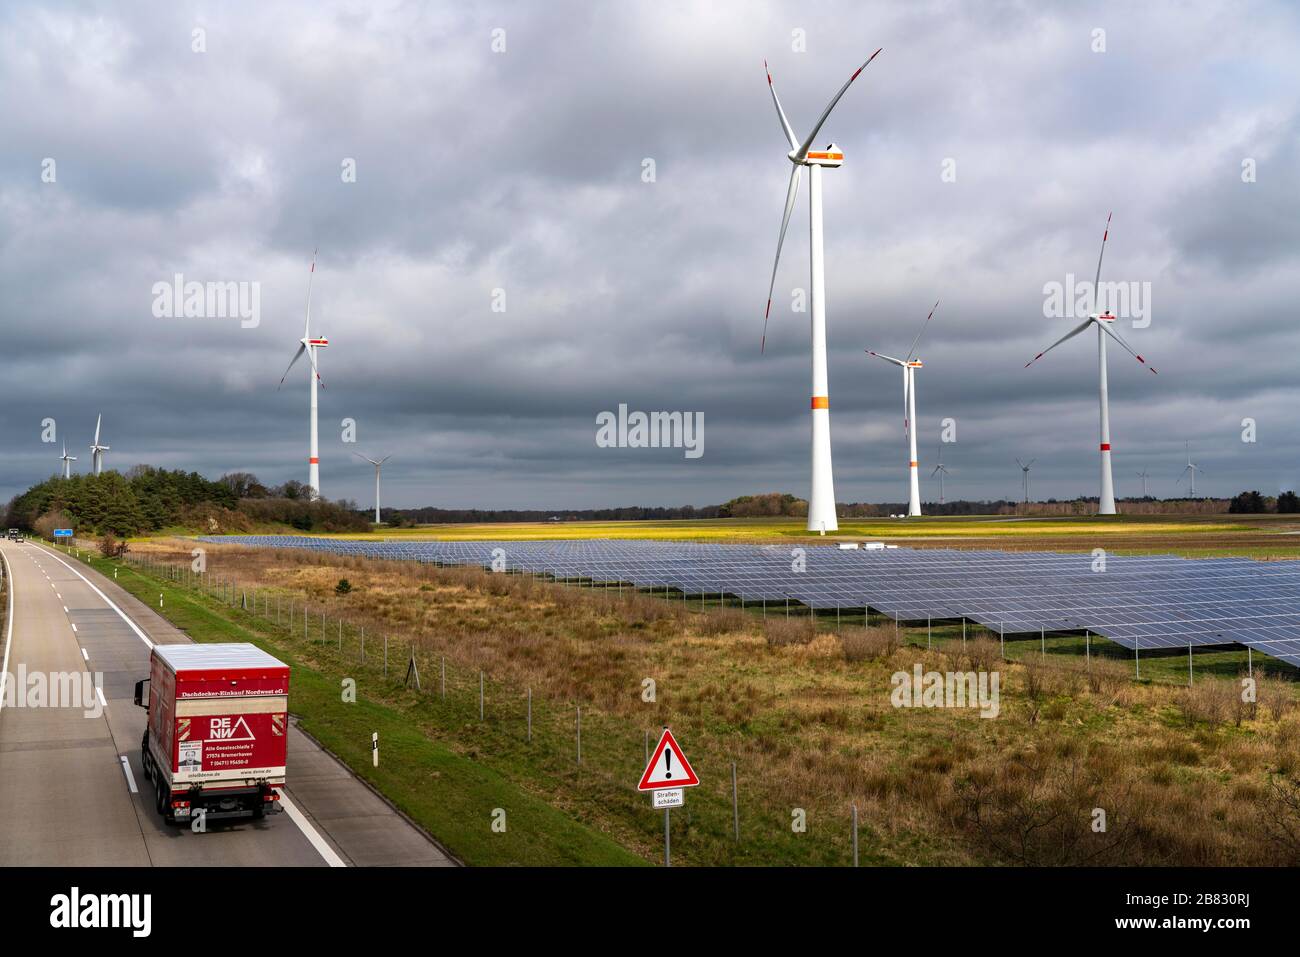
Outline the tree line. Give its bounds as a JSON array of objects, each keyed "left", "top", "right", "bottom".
[{"left": 3, "top": 466, "right": 370, "bottom": 537}]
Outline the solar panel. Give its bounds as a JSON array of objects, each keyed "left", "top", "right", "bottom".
[{"left": 202, "top": 536, "right": 1300, "bottom": 669}]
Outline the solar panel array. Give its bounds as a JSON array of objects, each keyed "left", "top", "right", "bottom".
[{"left": 204, "top": 536, "right": 1300, "bottom": 668}]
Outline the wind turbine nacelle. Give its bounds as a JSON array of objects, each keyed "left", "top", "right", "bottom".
[
  {"left": 798, "top": 143, "right": 844, "bottom": 168},
  {"left": 308, "top": 337, "right": 329, "bottom": 347},
  {"left": 907, "top": 360, "right": 923, "bottom": 368},
  {"left": 1091, "top": 312, "right": 1116, "bottom": 323}
]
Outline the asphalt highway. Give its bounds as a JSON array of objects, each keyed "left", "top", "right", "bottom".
[{"left": 0, "top": 538, "right": 453, "bottom": 867}]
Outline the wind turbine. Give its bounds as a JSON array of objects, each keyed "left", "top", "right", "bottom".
[
  {"left": 278, "top": 250, "right": 329, "bottom": 501},
  {"left": 354, "top": 453, "right": 391, "bottom": 524},
  {"left": 932, "top": 445, "right": 951, "bottom": 506},
  {"left": 1177, "top": 442, "right": 1204, "bottom": 497},
  {"left": 867, "top": 300, "right": 938, "bottom": 517},
  {"left": 89, "top": 414, "right": 109, "bottom": 475},
  {"left": 762, "top": 50, "right": 883, "bottom": 534},
  {"left": 1017, "top": 458, "right": 1036, "bottom": 504},
  {"left": 60, "top": 442, "right": 77, "bottom": 479},
  {"left": 1136, "top": 467, "right": 1150, "bottom": 498},
  {"left": 1024, "top": 214, "right": 1157, "bottom": 515}
]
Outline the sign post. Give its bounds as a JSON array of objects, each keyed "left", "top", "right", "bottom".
[
  {"left": 637, "top": 727, "right": 700, "bottom": 867},
  {"left": 53, "top": 529, "right": 73, "bottom": 540}
]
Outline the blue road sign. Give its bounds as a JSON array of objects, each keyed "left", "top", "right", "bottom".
[{"left": 53, "top": 529, "right": 73, "bottom": 538}]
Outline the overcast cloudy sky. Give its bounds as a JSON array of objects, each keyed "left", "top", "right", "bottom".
[{"left": 2, "top": 0, "right": 1297, "bottom": 509}]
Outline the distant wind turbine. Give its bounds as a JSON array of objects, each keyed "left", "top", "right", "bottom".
[
  {"left": 354, "top": 453, "right": 391, "bottom": 524},
  {"left": 1024, "top": 214, "right": 1157, "bottom": 515},
  {"left": 60, "top": 442, "right": 77, "bottom": 479},
  {"left": 89, "top": 414, "right": 109, "bottom": 475},
  {"left": 1017, "top": 458, "right": 1036, "bottom": 504},
  {"left": 1136, "top": 467, "right": 1150, "bottom": 498},
  {"left": 932, "top": 445, "right": 951, "bottom": 505},
  {"left": 1177, "top": 443, "right": 1204, "bottom": 497},
  {"left": 867, "top": 301, "right": 938, "bottom": 518},
  {"left": 278, "top": 250, "right": 329, "bottom": 501}
]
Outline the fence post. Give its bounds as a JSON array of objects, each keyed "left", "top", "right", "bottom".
[
  {"left": 441, "top": 656, "right": 446, "bottom": 700},
  {"left": 527, "top": 688, "right": 532, "bottom": 743},
  {"left": 731, "top": 761, "right": 740, "bottom": 842},
  {"left": 479, "top": 671, "right": 484, "bottom": 720},
  {"left": 576, "top": 705, "right": 582, "bottom": 765},
  {"left": 384, "top": 637, "right": 388, "bottom": 676},
  {"left": 851, "top": 803, "right": 859, "bottom": 867}
]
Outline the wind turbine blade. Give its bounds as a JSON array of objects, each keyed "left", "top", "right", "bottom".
[
  {"left": 94, "top": 414, "right": 101, "bottom": 446},
  {"left": 304, "top": 248, "right": 317, "bottom": 340},
  {"left": 865, "top": 351, "right": 905, "bottom": 366},
  {"left": 1024, "top": 318, "right": 1093, "bottom": 368},
  {"left": 905, "top": 300, "right": 939, "bottom": 362},
  {"left": 1097, "top": 321, "right": 1158, "bottom": 374},
  {"left": 278, "top": 343, "right": 307, "bottom": 389},
  {"left": 795, "top": 49, "right": 882, "bottom": 161},
  {"left": 1092, "top": 212, "right": 1111, "bottom": 311},
  {"left": 378, "top": 455, "right": 392, "bottom": 465},
  {"left": 305, "top": 342, "right": 325, "bottom": 390},
  {"left": 764, "top": 61, "right": 798, "bottom": 150},
  {"left": 761, "top": 165, "right": 803, "bottom": 353},
  {"left": 1027, "top": 459, "right": 1036, "bottom": 468},
  {"left": 902, "top": 366, "right": 910, "bottom": 438}
]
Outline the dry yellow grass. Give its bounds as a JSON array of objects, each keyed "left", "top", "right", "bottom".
[{"left": 130, "top": 536, "right": 1300, "bottom": 865}]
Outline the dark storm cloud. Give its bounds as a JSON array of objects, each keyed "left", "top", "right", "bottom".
[{"left": 2, "top": 0, "right": 1299, "bottom": 509}]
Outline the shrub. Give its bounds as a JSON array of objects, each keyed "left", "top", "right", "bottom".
[
  {"left": 334, "top": 578, "right": 353, "bottom": 595},
  {"left": 764, "top": 618, "right": 817, "bottom": 648},
  {"left": 839, "top": 626, "right": 899, "bottom": 662},
  {"left": 98, "top": 533, "right": 119, "bottom": 558}
]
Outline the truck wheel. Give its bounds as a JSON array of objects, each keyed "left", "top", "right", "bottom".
[{"left": 155, "top": 777, "right": 171, "bottom": 822}]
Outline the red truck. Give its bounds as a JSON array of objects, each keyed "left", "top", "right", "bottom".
[{"left": 134, "top": 643, "right": 289, "bottom": 824}]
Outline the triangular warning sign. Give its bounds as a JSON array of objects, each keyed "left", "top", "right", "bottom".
[{"left": 637, "top": 728, "right": 699, "bottom": 791}]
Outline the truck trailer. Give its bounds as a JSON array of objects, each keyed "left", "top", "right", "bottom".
[{"left": 134, "top": 643, "right": 289, "bottom": 824}]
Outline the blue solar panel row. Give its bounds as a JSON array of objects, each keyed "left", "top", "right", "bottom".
[{"left": 202, "top": 536, "right": 1300, "bottom": 669}]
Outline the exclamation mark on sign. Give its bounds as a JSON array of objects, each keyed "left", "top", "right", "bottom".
[{"left": 664, "top": 747, "right": 673, "bottom": 780}]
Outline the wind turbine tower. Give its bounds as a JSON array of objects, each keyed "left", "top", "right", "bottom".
[
  {"left": 762, "top": 51, "right": 882, "bottom": 533},
  {"left": 1017, "top": 458, "right": 1036, "bottom": 504},
  {"left": 89, "top": 415, "right": 109, "bottom": 475},
  {"left": 932, "top": 449, "right": 950, "bottom": 506},
  {"left": 354, "top": 453, "right": 391, "bottom": 524},
  {"left": 278, "top": 251, "right": 329, "bottom": 501},
  {"left": 867, "top": 301, "right": 938, "bottom": 517},
  {"left": 1178, "top": 443, "right": 1204, "bottom": 498},
  {"left": 1024, "top": 214, "right": 1157, "bottom": 514}
]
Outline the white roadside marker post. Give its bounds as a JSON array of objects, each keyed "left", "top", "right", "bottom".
[{"left": 372, "top": 732, "right": 378, "bottom": 767}]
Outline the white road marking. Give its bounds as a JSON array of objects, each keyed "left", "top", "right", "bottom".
[
  {"left": 96, "top": 687, "right": 107, "bottom": 709},
  {"left": 81, "top": 648, "right": 89, "bottom": 660},
  {"left": 119, "top": 755, "right": 138, "bottom": 793},
  {"left": 63, "top": 605, "right": 68, "bottom": 613},
  {"left": 0, "top": 549, "right": 13, "bottom": 715},
  {"left": 35, "top": 547, "right": 154, "bottom": 650},
  {"left": 71, "top": 623, "right": 78, "bottom": 633},
  {"left": 33, "top": 544, "right": 346, "bottom": 866},
  {"left": 278, "top": 792, "right": 347, "bottom": 867}
]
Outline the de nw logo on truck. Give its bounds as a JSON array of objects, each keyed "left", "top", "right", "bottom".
[{"left": 209, "top": 716, "right": 255, "bottom": 741}]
